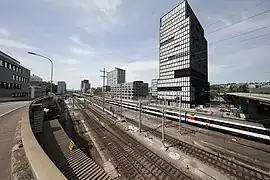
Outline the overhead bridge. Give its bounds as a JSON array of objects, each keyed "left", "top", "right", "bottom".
[{"left": 226, "top": 93, "right": 270, "bottom": 120}]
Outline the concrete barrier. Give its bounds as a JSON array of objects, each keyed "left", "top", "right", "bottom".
[{"left": 21, "top": 97, "right": 67, "bottom": 180}]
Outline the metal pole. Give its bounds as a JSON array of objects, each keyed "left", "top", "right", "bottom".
[
  {"left": 100, "top": 68, "right": 106, "bottom": 112},
  {"left": 164, "top": 98, "right": 167, "bottom": 127},
  {"left": 162, "top": 99, "right": 165, "bottom": 147},
  {"left": 179, "top": 95, "right": 182, "bottom": 134},
  {"left": 120, "top": 83, "right": 123, "bottom": 120},
  {"left": 139, "top": 99, "right": 142, "bottom": 133},
  {"left": 102, "top": 68, "right": 105, "bottom": 111},
  {"left": 50, "top": 60, "right": 53, "bottom": 93},
  {"left": 28, "top": 52, "right": 54, "bottom": 93}
]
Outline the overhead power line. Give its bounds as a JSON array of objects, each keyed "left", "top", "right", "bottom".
[
  {"left": 231, "top": 32, "right": 270, "bottom": 44},
  {"left": 208, "top": 0, "right": 269, "bottom": 26},
  {"left": 208, "top": 9, "right": 270, "bottom": 34},
  {"left": 210, "top": 24, "right": 270, "bottom": 45},
  {"left": 160, "top": 32, "right": 270, "bottom": 64},
  {"left": 159, "top": 44, "right": 270, "bottom": 71}
]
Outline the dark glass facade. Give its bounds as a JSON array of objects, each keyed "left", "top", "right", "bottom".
[{"left": 157, "top": 0, "right": 209, "bottom": 108}]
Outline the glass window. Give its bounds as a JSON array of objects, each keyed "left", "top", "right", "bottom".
[
  {"left": 0, "top": 60, "right": 2, "bottom": 66},
  {"left": 12, "top": 75, "right": 15, "bottom": 80}
]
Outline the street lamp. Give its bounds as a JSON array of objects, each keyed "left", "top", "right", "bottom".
[{"left": 28, "top": 52, "right": 53, "bottom": 93}]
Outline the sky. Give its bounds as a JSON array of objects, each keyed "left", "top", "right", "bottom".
[{"left": 0, "top": 0, "right": 270, "bottom": 89}]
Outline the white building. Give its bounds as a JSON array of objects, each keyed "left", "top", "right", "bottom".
[
  {"left": 57, "top": 81, "right": 66, "bottom": 95},
  {"left": 157, "top": 0, "right": 209, "bottom": 108},
  {"left": 151, "top": 79, "right": 158, "bottom": 99},
  {"left": 109, "top": 81, "right": 148, "bottom": 100},
  {"left": 107, "top": 67, "right": 126, "bottom": 86},
  {"left": 30, "top": 74, "right": 46, "bottom": 99}
]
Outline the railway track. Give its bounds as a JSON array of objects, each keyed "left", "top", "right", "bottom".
[
  {"left": 86, "top": 98, "right": 270, "bottom": 180},
  {"left": 123, "top": 115, "right": 270, "bottom": 180},
  {"left": 75, "top": 100, "right": 192, "bottom": 180}
]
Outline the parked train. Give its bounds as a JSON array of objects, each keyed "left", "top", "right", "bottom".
[{"left": 75, "top": 93, "right": 270, "bottom": 143}]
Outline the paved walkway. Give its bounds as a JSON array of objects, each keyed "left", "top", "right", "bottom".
[{"left": 0, "top": 105, "right": 28, "bottom": 180}]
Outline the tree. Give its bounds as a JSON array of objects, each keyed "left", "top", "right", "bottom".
[
  {"left": 210, "top": 91, "right": 218, "bottom": 100},
  {"left": 238, "top": 85, "right": 248, "bottom": 93}
]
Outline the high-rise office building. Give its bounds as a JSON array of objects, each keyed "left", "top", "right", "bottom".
[
  {"left": 107, "top": 67, "right": 126, "bottom": 86},
  {"left": 57, "top": 81, "right": 66, "bottom": 95},
  {"left": 81, "top": 80, "right": 90, "bottom": 93},
  {"left": 157, "top": 0, "right": 209, "bottom": 108}
]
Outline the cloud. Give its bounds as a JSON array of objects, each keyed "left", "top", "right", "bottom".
[
  {"left": 69, "top": 47, "right": 94, "bottom": 56},
  {"left": 69, "top": 35, "right": 92, "bottom": 49},
  {"left": 62, "top": 67, "right": 76, "bottom": 71},
  {"left": 209, "top": 44, "right": 269, "bottom": 82},
  {"left": 68, "top": 35, "right": 95, "bottom": 56},
  {"left": 92, "top": 0, "right": 122, "bottom": 14},
  {"left": 0, "top": 28, "right": 10, "bottom": 37},
  {"left": 45, "top": 0, "right": 125, "bottom": 36},
  {"left": 0, "top": 38, "right": 40, "bottom": 50},
  {"left": 59, "top": 58, "right": 80, "bottom": 65}
]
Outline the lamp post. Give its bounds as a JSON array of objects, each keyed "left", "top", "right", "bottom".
[{"left": 28, "top": 52, "right": 53, "bottom": 93}]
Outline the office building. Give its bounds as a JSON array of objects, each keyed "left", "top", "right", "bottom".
[
  {"left": 0, "top": 51, "right": 30, "bottom": 98},
  {"left": 110, "top": 81, "right": 148, "bottom": 100},
  {"left": 157, "top": 0, "right": 209, "bottom": 108},
  {"left": 30, "top": 74, "right": 46, "bottom": 99},
  {"left": 81, "top": 79, "right": 90, "bottom": 93},
  {"left": 107, "top": 67, "right": 126, "bottom": 86},
  {"left": 57, "top": 81, "right": 66, "bottom": 95}
]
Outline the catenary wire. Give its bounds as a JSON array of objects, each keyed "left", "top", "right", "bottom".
[
  {"left": 207, "top": 0, "right": 269, "bottom": 26},
  {"left": 160, "top": 27, "right": 270, "bottom": 60},
  {"left": 208, "top": 9, "right": 270, "bottom": 34}
]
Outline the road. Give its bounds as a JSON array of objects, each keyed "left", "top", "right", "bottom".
[
  {"left": 0, "top": 101, "right": 29, "bottom": 180},
  {"left": 0, "top": 101, "right": 29, "bottom": 117}
]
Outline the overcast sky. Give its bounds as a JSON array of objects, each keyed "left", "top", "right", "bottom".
[{"left": 0, "top": 0, "right": 269, "bottom": 89}]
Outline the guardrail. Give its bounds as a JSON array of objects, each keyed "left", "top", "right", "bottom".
[{"left": 21, "top": 96, "right": 67, "bottom": 180}]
